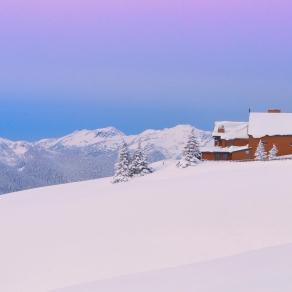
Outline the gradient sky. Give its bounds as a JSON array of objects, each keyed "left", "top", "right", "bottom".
[{"left": 0, "top": 0, "right": 291, "bottom": 141}]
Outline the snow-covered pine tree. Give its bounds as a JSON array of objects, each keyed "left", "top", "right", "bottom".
[
  {"left": 177, "top": 128, "right": 201, "bottom": 168},
  {"left": 254, "top": 140, "right": 268, "bottom": 161},
  {"left": 111, "top": 141, "right": 131, "bottom": 183},
  {"left": 130, "top": 139, "right": 154, "bottom": 176},
  {"left": 268, "top": 144, "right": 278, "bottom": 160}
]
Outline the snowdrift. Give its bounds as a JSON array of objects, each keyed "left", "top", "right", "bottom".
[
  {"left": 1, "top": 160, "right": 292, "bottom": 291},
  {"left": 53, "top": 243, "right": 292, "bottom": 292}
]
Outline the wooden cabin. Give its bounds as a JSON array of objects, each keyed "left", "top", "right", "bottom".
[{"left": 202, "top": 110, "right": 292, "bottom": 161}]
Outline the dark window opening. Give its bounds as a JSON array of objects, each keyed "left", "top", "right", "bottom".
[
  {"left": 215, "top": 154, "right": 221, "bottom": 160},
  {"left": 227, "top": 142, "right": 234, "bottom": 147},
  {"left": 223, "top": 154, "right": 228, "bottom": 160},
  {"left": 262, "top": 142, "right": 268, "bottom": 145}
]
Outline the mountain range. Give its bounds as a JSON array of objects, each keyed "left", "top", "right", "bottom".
[{"left": 0, "top": 125, "right": 213, "bottom": 195}]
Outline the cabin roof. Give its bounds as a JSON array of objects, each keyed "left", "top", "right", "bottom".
[
  {"left": 213, "top": 121, "right": 249, "bottom": 140},
  {"left": 202, "top": 145, "right": 251, "bottom": 153},
  {"left": 248, "top": 112, "right": 292, "bottom": 138}
]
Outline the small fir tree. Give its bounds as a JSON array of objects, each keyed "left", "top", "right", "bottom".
[
  {"left": 268, "top": 144, "right": 278, "bottom": 160},
  {"left": 111, "top": 141, "right": 131, "bottom": 183},
  {"left": 177, "top": 128, "right": 201, "bottom": 168},
  {"left": 254, "top": 140, "right": 268, "bottom": 161},
  {"left": 130, "top": 140, "right": 154, "bottom": 176}
]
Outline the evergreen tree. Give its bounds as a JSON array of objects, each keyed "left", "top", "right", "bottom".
[
  {"left": 268, "top": 144, "right": 278, "bottom": 160},
  {"left": 254, "top": 140, "right": 268, "bottom": 161},
  {"left": 130, "top": 140, "right": 154, "bottom": 176},
  {"left": 177, "top": 128, "right": 201, "bottom": 168},
  {"left": 111, "top": 141, "right": 131, "bottom": 183}
]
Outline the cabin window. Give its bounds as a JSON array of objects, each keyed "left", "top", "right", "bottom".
[
  {"left": 227, "top": 142, "right": 234, "bottom": 147},
  {"left": 215, "top": 140, "right": 219, "bottom": 146},
  {"left": 262, "top": 142, "right": 268, "bottom": 145},
  {"left": 246, "top": 150, "right": 249, "bottom": 154},
  {"left": 247, "top": 156, "right": 251, "bottom": 159},
  {"left": 223, "top": 154, "right": 228, "bottom": 160},
  {"left": 215, "top": 154, "right": 221, "bottom": 160}
]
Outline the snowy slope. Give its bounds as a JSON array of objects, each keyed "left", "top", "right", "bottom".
[
  {"left": 1, "top": 160, "right": 292, "bottom": 291},
  {"left": 53, "top": 243, "right": 292, "bottom": 292}
]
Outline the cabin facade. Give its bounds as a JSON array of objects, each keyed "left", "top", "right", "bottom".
[{"left": 202, "top": 110, "right": 292, "bottom": 161}]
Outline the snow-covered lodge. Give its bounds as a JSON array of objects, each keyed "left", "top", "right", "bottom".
[{"left": 202, "top": 110, "right": 292, "bottom": 161}]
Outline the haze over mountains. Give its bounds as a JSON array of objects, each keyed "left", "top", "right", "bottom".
[{"left": 0, "top": 125, "right": 212, "bottom": 195}]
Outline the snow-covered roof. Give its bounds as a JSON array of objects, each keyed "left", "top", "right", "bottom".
[
  {"left": 248, "top": 113, "right": 292, "bottom": 138},
  {"left": 202, "top": 145, "right": 250, "bottom": 153},
  {"left": 212, "top": 121, "right": 249, "bottom": 140}
]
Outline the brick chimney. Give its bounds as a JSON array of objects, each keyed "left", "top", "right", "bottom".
[
  {"left": 218, "top": 125, "right": 225, "bottom": 133},
  {"left": 268, "top": 109, "right": 281, "bottom": 113}
]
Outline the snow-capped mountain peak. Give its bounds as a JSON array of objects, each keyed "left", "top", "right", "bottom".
[
  {"left": 126, "top": 125, "right": 213, "bottom": 159},
  {"left": 0, "top": 138, "right": 31, "bottom": 166},
  {"left": 37, "top": 126, "right": 125, "bottom": 149}
]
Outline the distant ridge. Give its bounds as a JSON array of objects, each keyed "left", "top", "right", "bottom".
[{"left": 0, "top": 125, "right": 213, "bottom": 195}]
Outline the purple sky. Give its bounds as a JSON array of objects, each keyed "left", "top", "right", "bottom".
[{"left": 0, "top": 0, "right": 291, "bottom": 140}]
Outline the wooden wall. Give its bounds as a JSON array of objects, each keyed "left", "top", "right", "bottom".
[{"left": 249, "top": 135, "right": 292, "bottom": 158}]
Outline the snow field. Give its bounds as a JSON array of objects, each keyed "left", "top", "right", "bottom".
[
  {"left": 1, "top": 160, "right": 292, "bottom": 291},
  {"left": 53, "top": 243, "right": 292, "bottom": 292}
]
